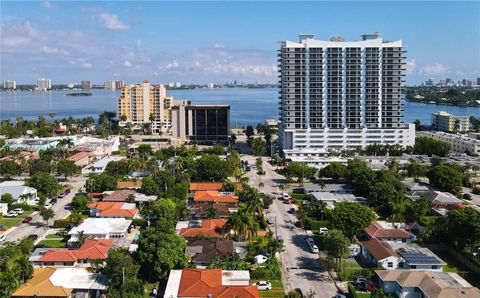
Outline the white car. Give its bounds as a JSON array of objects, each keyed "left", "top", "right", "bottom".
[
  {"left": 319, "top": 227, "right": 329, "bottom": 235},
  {"left": 282, "top": 193, "right": 290, "bottom": 200},
  {"left": 256, "top": 281, "right": 272, "bottom": 290},
  {"left": 0, "top": 233, "right": 6, "bottom": 242},
  {"left": 12, "top": 208, "right": 24, "bottom": 215},
  {"left": 253, "top": 254, "right": 269, "bottom": 264},
  {"left": 5, "top": 211, "right": 18, "bottom": 217},
  {"left": 309, "top": 243, "right": 319, "bottom": 253},
  {"left": 334, "top": 294, "right": 347, "bottom": 298},
  {"left": 44, "top": 202, "right": 53, "bottom": 209}
]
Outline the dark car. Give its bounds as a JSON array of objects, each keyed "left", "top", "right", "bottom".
[
  {"left": 288, "top": 207, "right": 296, "bottom": 214},
  {"left": 0, "top": 225, "right": 7, "bottom": 231},
  {"left": 294, "top": 288, "right": 304, "bottom": 298},
  {"left": 23, "top": 216, "right": 33, "bottom": 223},
  {"left": 294, "top": 220, "right": 304, "bottom": 228},
  {"left": 463, "top": 193, "right": 473, "bottom": 200},
  {"left": 27, "top": 234, "right": 38, "bottom": 241},
  {"left": 50, "top": 198, "right": 58, "bottom": 204}
]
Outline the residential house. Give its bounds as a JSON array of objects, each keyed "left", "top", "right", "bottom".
[
  {"left": 88, "top": 202, "right": 139, "bottom": 219},
  {"left": 81, "top": 155, "right": 126, "bottom": 174},
  {"left": 102, "top": 189, "right": 156, "bottom": 203},
  {"left": 0, "top": 149, "right": 39, "bottom": 162},
  {"left": 68, "top": 218, "right": 132, "bottom": 246},
  {"left": 193, "top": 191, "right": 239, "bottom": 204},
  {"left": 163, "top": 269, "right": 258, "bottom": 298},
  {"left": 190, "top": 202, "right": 238, "bottom": 219},
  {"left": 310, "top": 192, "right": 368, "bottom": 208},
  {"left": 176, "top": 219, "right": 227, "bottom": 240},
  {"left": 186, "top": 239, "right": 234, "bottom": 267},
  {"left": 189, "top": 182, "right": 243, "bottom": 193},
  {"left": 395, "top": 245, "right": 446, "bottom": 271},
  {"left": 302, "top": 183, "right": 353, "bottom": 194},
  {"left": 0, "top": 203, "right": 8, "bottom": 215},
  {"left": 117, "top": 181, "right": 143, "bottom": 189},
  {"left": 376, "top": 270, "right": 480, "bottom": 298},
  {"left": 30, "top": 239, "right": 113, "bottom": 267},
  {"left": 420, "top": 191, "right": 463, "bottom": 209},
  {"left": 365, "top": 221, "right": 413, "bottom": 244},
  {"left": 73, "top": 136, "right": 120, "bottom": 157},
  {"left": 361, "top": 239, "right": 402, "bottom": 269},
  {"left": 0, "top": 181, "right": 37, "bottom": 204},
  {"left": 66, "top": 151, "right": 91, "bottom": 167},
  {"left": 11, "top": 267, "right": 107, "bottom": 298}
]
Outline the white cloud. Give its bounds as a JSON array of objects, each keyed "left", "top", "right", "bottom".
[
  {"left": 405, "top": 59, "right": 416, "bottom": 75},
  {"left": 81, "top": 62, "right": 93, "bottom": 69},
  {"left": 42, "top": 0, "right": 53, "bottom": 9},
  {"left": 40, "top": 46, "right": 58, "bottom": 54},
  {"left": 166, "top": 60, "right": 179, "bottom": 69},
  {"left": 99, "top": 13, "right": 129, "bottom": 30},
  {"left": 123, "top": 60, "right": 132, "bottom": 68},
  {"left": 421, "top": 63, "right": 447, "bottom": 76}
]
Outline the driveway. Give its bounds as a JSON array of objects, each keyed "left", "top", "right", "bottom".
[
  {"left": 243, "top": 155, "right": 338, "bottom": 297},
  {"left": 3, "top": 176, "right": 87, "bottom": 244}
]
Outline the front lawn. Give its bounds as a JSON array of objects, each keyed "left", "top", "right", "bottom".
[
  {"left": 143, "top": 282, "right": 157, "bottom": 298},
  {"left": 251, "top": 279, "right": 284, "bottom": 297},
  {"left": 0, "top": 211, "right": 33, "bottom": 228},
  {"left": 45, "top": 232, "right": 67, "bottom": 239},
  {"left": 38, "top": 239, "right": 67, "bottom": 248}
]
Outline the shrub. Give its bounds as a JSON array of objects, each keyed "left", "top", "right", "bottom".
[
  {"left": 348, "top": 283, "right": 358, "bottom": 298},
  {"left": 250, "top": 259, "right": 282, "bottom": 280},
  {"left": 53, "top": 219, "right": 70, "bottom": 228},
  {"left": 339, "top": 267, "right": 375, "bottom": 282},
  {"left": 132, "top": 218, "right": 147, "bottom": 227},
  {"left": 306, "top": 218, "right": 329, "bottom": 231}
]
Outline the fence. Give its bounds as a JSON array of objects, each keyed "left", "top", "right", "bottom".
[{"left": 425, "top": 243, "right": 480, "bottom": 274}]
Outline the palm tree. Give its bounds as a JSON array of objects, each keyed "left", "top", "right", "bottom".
[
  {"left": 242, "top": 190, "right": 265, "bottom": 222},
  {"left": 226, "top": 210, "right": 256, "bottom": 241},
  {"left": 56, "top": 138, "right": 74, "bottom": 158},
  {"left": 206, "top": 203, "right": 218, "bottom": 219},
  {"left": 76, "top": 230, "right": 89, "bottom": 246}
]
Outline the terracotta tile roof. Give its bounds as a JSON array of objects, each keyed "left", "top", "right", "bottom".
[
  {"left": 365, "top": 221, "right": 412, "bottom": 239},
  {"left": 193, "top": 191, "right": 239, "bottom": 203},
  {"left": 362, "top": 239, "right": 399, "bottom": 261},
  {"left": 88, "top": 202, "right": 138, "bottom": 218},
  {"left": 189, "top": 182, "right": 244, "bottom": 191},
  {"left": 179, "top": 219, "right": 227, "bottom": 238},
  {"left": 39, "top": 239, "right": 113, "bottom": 262},
  {"left": 66, "top": 151, "right": 90, "bottom": 162},
  {"left": 187, "top": 239, "right": 233, "bottom": 262},
  {"left": 102, "top": 190, "right": 137, "bottom": 202},
  {"left": 11, "top": 267, "right": 72, "bottom": 297},
  {"left": 117, "top": 181, "right": 143, "bottom": 189},
  {"left": 177, "top": 269, "right": 258, "bottom": 298}
]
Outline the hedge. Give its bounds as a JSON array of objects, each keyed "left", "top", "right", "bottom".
[
  {"left": 132, "top": 218, "right": 147, "bottom": 227},
  {"left": 306, "top": 218, "right": 330, "bottom": 231},
  {"left": 53, "top": 219, "right": 70, "bottom": 228}
]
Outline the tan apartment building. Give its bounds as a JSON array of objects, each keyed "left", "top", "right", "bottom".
[{"left": 118, "top": 80, "right": 175, "bottom": 134}]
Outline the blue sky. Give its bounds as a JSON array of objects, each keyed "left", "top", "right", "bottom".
[{"left": 1, "top": 1, "right": 479, "bottom": 84}]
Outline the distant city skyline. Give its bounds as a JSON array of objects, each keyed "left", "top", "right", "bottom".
[{"left": 1, "top": 1, "right": 479, "bottom": 84}]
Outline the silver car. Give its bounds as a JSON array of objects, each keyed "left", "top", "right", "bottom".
[{"left": 256, "top": 281, "right": 272, "bottom": 290}]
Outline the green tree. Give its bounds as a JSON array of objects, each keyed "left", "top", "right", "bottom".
[
  {"left": 0, "top": 160, "right": 21, "bottom": 177},
  {"left": 27, "top": 172, "right": 60, "bottom": 198},
  {"left": 136, "top": 226, "right": 187, "bottom": 281},
  {"left": 137, "top": 144, "right": 153, "bottom": 159},
  {"left": 72, "top": 194, "right": 90, "bottom": 212},
  {"left": 284, "top": 162, "right": 317, "bottom": 182},
  {"left": 226, "top": 209, "right": 257, "bottom": 241},
  {"left": 318, "top": 162, "right": 347, "bottom": 181},
  {"left": 1, "top": 193, "right": 14, "bottom": 207},
  {"left": 413, "top": 137, "right": 451, "bottom": 157},
  {"left": 206, "top": 203, "right": 218, "bottom": 219},
  {"left": 102, "top": 248, "right": 144, "bottom": 297},
  {"left": 85, "top": 173, "right": 117, "bottom": 192},
  {"left": 325, "top": 229, "right": 350, "bottom": 267},
  {"left": 427, "top": 164, "right": 463, "bottom": 194},
  {"left": 148, "top": 199, "right": 177, "bottom": 228},
  {"left": 196, "top": 154, "right": 229, "bottom": 181},
  {"left": 140, "top": 176, "right": 160, "bottom": 195},
  {"left": 368, "top": 182, "right": 404, "bottom": 217},
  {"left": 331, "top": 202, "right": 375, "bottom": 237},
  {"left": 56, "top": 160, "right": 80, "bottom": 180},
  {"left": 251, "top": 137, "right": 266, "bottom": 156},
  {"left": 29, "top": 159, "right": 52, "bottom": 176},
  {"left": 0, "top": 239, "right": 34, "bottom": 297},
  {"left": 244, "top": 125, "right": 254, "bottom": 140},
  {"left": 405, "top": 159, "right": 429, "bottom": 180},
  {"left": 39, "top": 207, "right": 55, "bottom": 227}
]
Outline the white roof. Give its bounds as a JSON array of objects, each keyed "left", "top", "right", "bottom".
[
  {"left": 91, "top": 156, "right": 126, "bottom": 169},
  {"left": 163, "top": 270, "right": 182, "bottom": 298},
  {"left": 69, "top": 218, "right": 131, "bottom": 237},
  {"left": 311, "top": 192, "right": 366, "bottom": 207},
  {"left": 284, "top": 36, "right": 402, "bottom": 48},
  {"left": 50, "top": 268, "right": 107, "bottom": 290},
  {"left": 0, "top": 184, "right": 37, "bottom": 200},
  {"left": 222, "top": 270, "right": 250, "bottom": 285}
]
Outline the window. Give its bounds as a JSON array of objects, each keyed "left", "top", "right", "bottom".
[
  {"left": 387, "top": 262, "right": 393, "bottom": 268},
  {"left": 410, "top": 265, "right": 416, "bottom": 269},
  {"left": 432, "top": 265, "right": 438, "bottom": 270}
]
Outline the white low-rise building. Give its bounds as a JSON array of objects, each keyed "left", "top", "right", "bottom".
[
  {"left": 82, "top": 155, "right": 126, "bottom": 174},
  {"left": 310, "top": 191, "right": 367, "bottom": 208},
  {"left": 417, "top": 131, "right": 480, "bottom": 155},
  {"left": 68, "top": 218, "right": 132, "bottom": 245},
  {"left": 0, "top": 181, "right": 38, "bottom": 204}
]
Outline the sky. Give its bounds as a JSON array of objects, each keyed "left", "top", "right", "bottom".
[{"left": 1, "top": 1, "right": 479, "bottom": 85}]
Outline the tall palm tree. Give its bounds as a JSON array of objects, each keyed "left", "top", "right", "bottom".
[
  {"left": 56, "top": 138, "right": 74, "bottom": 158},
  {"left": 226, "top": 210, "right": 256, "bottom": 241}
]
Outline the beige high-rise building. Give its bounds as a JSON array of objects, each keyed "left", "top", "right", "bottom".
[{"left": 117, "top": 80, "right": 175, "bottom": 134}]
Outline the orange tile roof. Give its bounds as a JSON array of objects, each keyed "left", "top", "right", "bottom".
[
  {"left": 12, "top": 268, "right": 72, "bottom": 297},
  {"left": 66, "top": 151, "right": 90, "bottom": 162},
  {"left": 117, "top": 181, "right": 143, "bottom": 189},
  {"left": 88, "top": 202, "right": 138, "bottom": 218},
  {"left": 189, "top": 182, "right": 244, "bottom": 191},
  {"left": 365, "top": 222, "right": 412, "bottom": 239},
  {"left": 193, "top": 191, "right": 239, "bottom": 203},
  {"left": 177, "top": 269, "right": 258, "bottom": 298},
  {"left": 179, "top": 219, "right": 227, "bottom": 238},
  {"left": 39, "top": 239, "right": 113, "bottom": 262}
]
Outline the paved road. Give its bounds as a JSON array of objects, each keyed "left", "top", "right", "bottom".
[
  {"left": 243, "top": 155, "right": 338, "bottom": 297},
  {"left": 4, "top": 176, "right": 87, "bottom": 243}
]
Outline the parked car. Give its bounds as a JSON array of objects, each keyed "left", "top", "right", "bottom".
[
  {"left": 277, "top": 235, "right": 284, "bottom": 243},
  {"left": 64, "top": 188, "right": 71, "bottom": 194},
  {"left": 288, "top": 207, "right": 296, "bottom": 214},
  {"left": 473, "top": 188, "right": 480, "bottom": 195},
  {"left": 359, "top": 281, "right": 378, "bottom": 292},
  {"left": 27, "top": 234, "right": 38, "bottom": 241},
  {"left": 294, "top": 288, "right": 304, "bottom": 298},
  {"left": 294, "top": 220, "right": 304, "bottom": 228},
  {"left": 255, "top": 281, "right": 272, "bottom": 291},
  {"left": 253, "top": 255, "right": 269, "bottom": 264},
  {"left": 319, "top": 227, "right": 329, "bottom": 235},
  {"left": 309, "top": 243, "right": 319, "bottom": 253},
  {"left": 266, "top": 218, "right": 273, "bottom": 225},
  {"left": 349, "top": 244, "right": 361, "bottom": 257},
  {"left": 283, "top": 199, "right": 292, "bottom": 205},
  {"left": 22, "top": 216, "right": 33, "bottom": 223},
  {"left": 12, "top": 208, "right": 24, "bottom": 215},
  {"left": 354, "top": 276, "right": 368, "bottom": 285},
  {"left": 463, "top": 193, "right": 473, "bottom": 200},
  {"left": 0, "top": 225, "right": 7, "bottom": 231},
  {"left": 282, "top": 193, "right": 290, "bottom": 199},
  {"left": 0, "top": 233, "right": 7, "bottom": 243},
  {"left": 44, "top": 202, "right": 53, "bottom": 209},
  {"left": 333, "top": 294, "right": 347, "bottom": 298},
  {"left": 305, "top": 236, "right": 315, "bottom": 246},
  {"left": 5, "top": 211, "right": 18, "bottom": 217},
  {"left": 301, "top": 200, "right": 310, "bottom": 205},
  {"left": 50, "top": 198, "right": 58, "bottom": 204}
]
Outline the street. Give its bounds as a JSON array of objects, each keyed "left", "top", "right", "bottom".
[
  {"left": 4, "top": 176, "right": 87, "bottom": 243},
  {"left": 243, "top": 155, "right": 338, "bottom": 297}
]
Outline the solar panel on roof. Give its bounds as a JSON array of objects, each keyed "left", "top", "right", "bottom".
[{"left": 398, "top": 249, "right": 442, "bottom": 264}]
